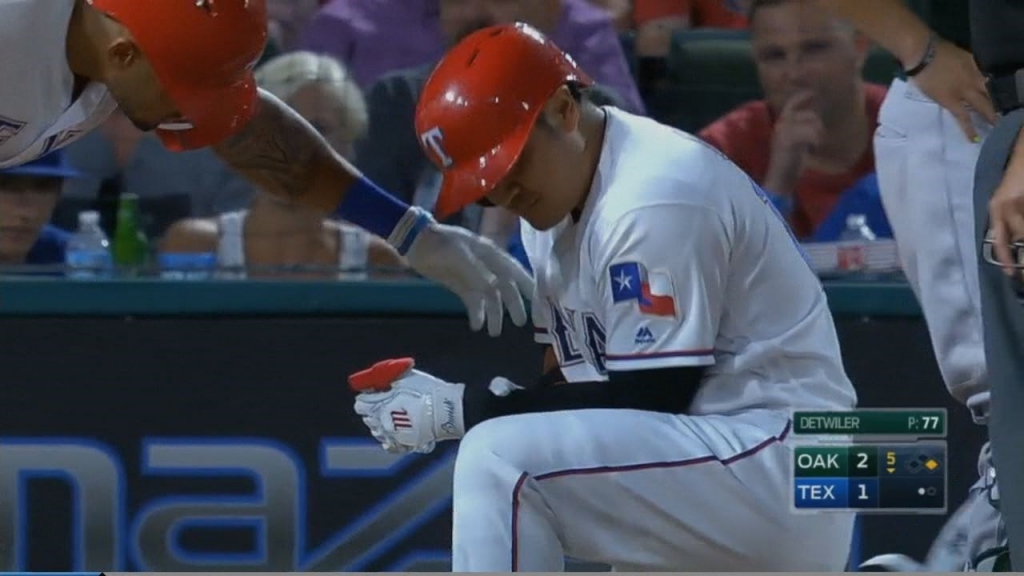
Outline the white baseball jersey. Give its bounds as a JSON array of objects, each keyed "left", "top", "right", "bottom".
[
  {"left": 0, "top": 0, "right": 117, "bottom": 169},
  {"left": 523, "top": 106, "right": 857, "bottom": 415}
]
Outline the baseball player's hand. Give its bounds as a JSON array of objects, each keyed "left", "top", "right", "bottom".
[
  {"left": 765, "top": 91, "right": 823, "bottom": 197},
  {"left": 349, "top": 358, "right": 468, "bottom": 454},
  {"left": 400, "top": 208, "right": 534, "bottom": 336},
  {"left": 910, "top": 39, "right": 997, "bottom": 142},
  {"left": 987, "top": 130, "right": 1024, "bottom": 274},
  {"left": 349, "top": 358, "right": 524, "bottom": 453}
]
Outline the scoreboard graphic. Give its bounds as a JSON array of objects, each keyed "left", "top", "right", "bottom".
[{"left": 791, "top": 408, "right": 948, "bottom": 514}]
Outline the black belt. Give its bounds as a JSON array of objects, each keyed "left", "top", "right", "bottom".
[{"left": 987, "top": 69, "right": 1024, "bottom": 114}]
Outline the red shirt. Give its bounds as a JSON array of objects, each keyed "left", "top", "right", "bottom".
[
  {"left": 699, "top": 83, "right": 887, "bottom": 239},
  {"left": 633, "top": 0, "right": 748, "bottom": 29}
]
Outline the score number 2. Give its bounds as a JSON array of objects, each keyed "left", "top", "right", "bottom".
[{"left": 921, "top": 416, "right": 940, "bottom": 430}]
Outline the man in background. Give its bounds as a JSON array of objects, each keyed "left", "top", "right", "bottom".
[
  {"left": 700, "top": 0, "right": 888, "bottom": 240},
  {"left": 0, "top": 150, "right": 78, "bottom": 267}
]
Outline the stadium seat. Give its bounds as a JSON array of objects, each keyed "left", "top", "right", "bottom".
[
  {"left": 862, "top": 46, "right": 899, "bottom": 87},
  {"left": 653, "top": 29, "right": 760, "bottom": 132}
]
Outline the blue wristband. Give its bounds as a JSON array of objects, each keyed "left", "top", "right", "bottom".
[{"left": 333, "top": 176, "right": 413, "bottom": 240}]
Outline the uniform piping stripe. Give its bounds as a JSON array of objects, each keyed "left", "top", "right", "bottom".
[
  {"left": 508, "top": 419, "right": 792, "bottom": 570},
  {"left": 605, "top": 348, "right": 714, "bottom": 361}
]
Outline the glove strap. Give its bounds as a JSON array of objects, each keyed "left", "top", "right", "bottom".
[
  {"left": 388, "top": 206, "right": 433, "bottom": 256},
  {"left": 430, "top": 383, "right": 467, "bottom": 440}
]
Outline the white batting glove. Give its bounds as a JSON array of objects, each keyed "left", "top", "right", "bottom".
[
  {"left": 350, "top": 358, "right": 467, "bottom": 454},
  {"left": 349, "top": 358, "right": 526, "bottom": 454},
  {"left": 388, "top": 207, "right": 534, "bottom": 337}
]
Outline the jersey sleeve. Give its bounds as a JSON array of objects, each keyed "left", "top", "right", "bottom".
[{"left": 594, "top": 204, "right": 730, "bottom": 372}]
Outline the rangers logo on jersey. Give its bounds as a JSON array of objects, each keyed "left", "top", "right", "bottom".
[{"left": 608, "top": 261, "right": 677, "bottom": 317}]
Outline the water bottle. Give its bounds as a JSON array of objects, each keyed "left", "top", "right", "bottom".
[
  {"left": 836, "top": 214, "right": 876, "bottom": 273},
  {"left": 65, "top": 210, "right": 113, "bottom": 279}
]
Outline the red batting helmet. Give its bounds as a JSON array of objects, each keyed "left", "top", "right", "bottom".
[
  {"left": 414, "top": 23, "right": 593, "bottom": 220},
  {"left": 87, "top": 0, "right": 268, "bottom": 151}
]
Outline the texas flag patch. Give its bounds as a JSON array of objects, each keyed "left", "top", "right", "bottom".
[{"left": 608, "top": 262, "right": 677, "bottom": 317}]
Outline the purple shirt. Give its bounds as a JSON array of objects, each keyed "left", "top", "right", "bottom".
[{"left": 301, "top": 0, "right": 645, "bottom": 113}]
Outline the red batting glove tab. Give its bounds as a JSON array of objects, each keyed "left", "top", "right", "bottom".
[{"left": 348, "top": 357, "right": 416, "bottom": 392}]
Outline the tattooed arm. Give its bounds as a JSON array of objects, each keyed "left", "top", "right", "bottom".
[{"left": 213, "top": 87, "right": 360, "bottom": 212}]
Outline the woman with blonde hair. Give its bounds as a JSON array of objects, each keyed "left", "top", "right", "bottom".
[{"left": 161, "top": 52, "right": 405, "bottom": 278}]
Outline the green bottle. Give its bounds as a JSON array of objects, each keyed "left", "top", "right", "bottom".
[{"left": 112, "top": 193, "right": 150, "bottom": 271}]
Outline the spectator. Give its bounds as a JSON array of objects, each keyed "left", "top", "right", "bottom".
[
  {"left": 699, "top": 0, "right": 889, "bottom": 240},
  {"left": 161, "top": 52, "right": 405, "bottom": 280},
  {"left": 301, "top": 0, "right": 644, "bottom": 113},
  {"left": 586, "top": 0, "right": 631, "bottom": 30},
  {"left": 267, "top": 0, "right": 325, "bottom": 51},
  {"left": 0, "top": 150, "right": 78, "bottom": 267},
  {"left": 62, "top": 108, "right": 256, "bottom": 221},
  {"left": 355, "top": 0, "right": 633, "bottom": 242}
]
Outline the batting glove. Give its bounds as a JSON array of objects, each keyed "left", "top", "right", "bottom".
[
  {"left": 349, "top": 358, "right": 525, "bottom": 454},
  {"left": 389, "top": 208, "right": 534, "bottom": 337},
  {"left": 350, "top": 358, "right": 468, "bottom": 454}
]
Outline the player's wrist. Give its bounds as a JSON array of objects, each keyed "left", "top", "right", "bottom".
[
  {"left": 388, "top": 206, "right": 434, "bottom": 256},
  {"left": 333, "top": 176, "right": 431, "bottom": 253}
]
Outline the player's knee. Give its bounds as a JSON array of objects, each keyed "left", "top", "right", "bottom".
[{"left": 454, "top": 417, "right": 538, "bottom": 492}]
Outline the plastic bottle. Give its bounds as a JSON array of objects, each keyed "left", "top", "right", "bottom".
[
  {"left": 65, "top": 210, "right": 113, "bottom": 279},
  {"left": 836, "top": 214, "right": 876, "bottom": 273},
  {"left": 112, "top": 193, "right": 150, "bottom": 272}
]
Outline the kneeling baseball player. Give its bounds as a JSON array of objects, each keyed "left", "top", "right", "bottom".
[{"left": 350, "top": 23, "right": 858, "bottom": 572}]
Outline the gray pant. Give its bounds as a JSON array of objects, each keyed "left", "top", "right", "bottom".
[{"left": 974, "top": 107, "right": 1024, "bottom": 570}]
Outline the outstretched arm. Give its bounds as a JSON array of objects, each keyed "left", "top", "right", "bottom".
[
  {"left": 815, "top": 0, "right": 996, "bottom": 140},
  {"left": 213, "top": 87, "right": 358, "bottom": 213},
  {"left": 211, "top": 87, "right": 534, "bottom": 336},
  {"left": 816, "top": 0, "right": 931, "bottom": 66}
]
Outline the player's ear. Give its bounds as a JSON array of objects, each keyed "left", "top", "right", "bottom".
[
  {"left": 542, "top": 85, "right": 580, "bottom": 135},
  {"left": 107, "top": 38, "right": 141, "bottom": 70}
]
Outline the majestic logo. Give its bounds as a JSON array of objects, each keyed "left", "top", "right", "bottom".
[
  {"left": 0, "top": 115, "right": 26, "bottom": 147},
  {"left": 390, "top": 409, "right": 412, "bottom": 430},
  {"left": 609, "top": 262, "right": 677, "bottom": 317},
  {"left": 634, "top": 326, "right": 656, "bottom": 345},
  {"left": 418, "top": 127, "right": 453, "bottom": 169}
]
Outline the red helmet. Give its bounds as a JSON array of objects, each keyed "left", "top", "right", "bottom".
[
  {"left": 415, "top": 23, "right": 593, "bottom": 220},
  {"left": 88, "top": 0, "right": 268, "bottom": 151}
]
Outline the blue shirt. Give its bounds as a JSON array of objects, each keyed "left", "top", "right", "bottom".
[
  {"left": 810, "top": 173, "right": 894, "bottom": 242},
  {"left": 25, "top": 224, "right": 70, "bottom": 265}
]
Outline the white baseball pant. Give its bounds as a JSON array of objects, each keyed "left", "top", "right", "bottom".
[
  {"left": 450, "top": 407, "right": 855, "bottom": 571},
  {"left": 872, "top": 78, "right": 991, "bottom": 419}
]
